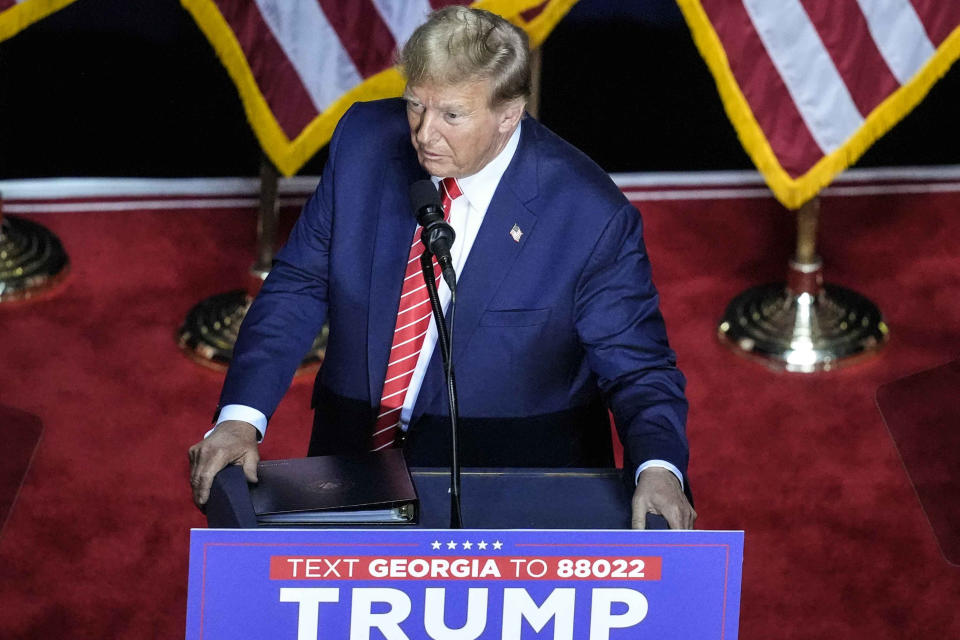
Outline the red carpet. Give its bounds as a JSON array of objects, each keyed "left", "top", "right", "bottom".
[{"left": 1, "top": 185, "right": 959, "bottom": 637}]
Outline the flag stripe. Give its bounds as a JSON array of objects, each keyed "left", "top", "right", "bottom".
[
  {"left": 908, "top": 0, "right": 960, "bottom": 46},
  {"left": 429, "top": 0, "right": 470, "bottom": 10},
  {"left": 742, "top": 0, "right": 865, "bottom": 154},
  {"left": 371, "top": 0, "right": 433, "bottom": 48},
  {"left": 677, "top": 0, "right": 960, "bottom": 207},
  {"left": 699, "top": 0, "right": 824, "bottom": 177},
  {"left": 521, "top": 1, "right": 548, "bottom": 22},
  {"left": 215, "top": 0, "right": 319, "bottom": 138},
  {"left": 317, "top": 0, "right": 398, "bottom": 78},
  {"left": 856, "top": 0, "right": 935, "bottom": 84},
  {"left": 252, "top": 0, "right": 363, "bottom": 112},
  {"left": 800, "top": 0, "right": 901, "bottom": 115}
]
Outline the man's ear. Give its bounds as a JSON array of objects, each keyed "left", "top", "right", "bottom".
[{"left": 496, "top": 99, "right": 525, "bottom": 133}]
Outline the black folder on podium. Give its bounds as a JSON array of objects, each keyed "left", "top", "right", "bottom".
[
  {"left": 205, "top": 463, "right": 664, "bottom": 530},
  {"left": 250, "top": 451, "right": 418, "bottom": 525}
]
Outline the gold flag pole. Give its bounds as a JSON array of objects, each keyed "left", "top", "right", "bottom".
[
  {"left": 0, "top": 193, "right": 69, "bottom": 302},
  {"left": 177, "top": 157, "right": 326, "bottom": 372},
  {"left": 718, "top": 196, "right": 888, "bottom": 372},
  {"left": 527, "top": 47, "right": 542, "bottom": 120}
]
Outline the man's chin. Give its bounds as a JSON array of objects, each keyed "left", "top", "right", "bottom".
[{"left": 418, "top": 155, "right": 451, "bottom": 177}]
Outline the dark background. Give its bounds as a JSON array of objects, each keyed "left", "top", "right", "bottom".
[{"left": 0, "top": 0, "right": 957, "bottom": 179}]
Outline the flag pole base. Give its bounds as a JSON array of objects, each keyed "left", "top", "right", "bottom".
[
  {"left": 717, "top": 259, "right": 888, "bottom": 372},
  {"left": 0, "top": 215, "right": 70, "bottom": 302},
  {"left": 176, "top": 288, "right": 327, "bottom": 374},
  {"left": 176, "top": 157, "right": 324, "bottom": 375}
]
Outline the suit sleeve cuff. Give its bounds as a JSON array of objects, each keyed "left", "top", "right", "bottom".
[
  {"left": 634, "top": 459, "right": 684, "bottom": 489},
  {"left": 205, "top": 404, "right": 267, "bottom": 441}
]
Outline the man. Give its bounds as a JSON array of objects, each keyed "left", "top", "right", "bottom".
[{"left": 189, "top": 7, "right": 695, "bottom": 529}]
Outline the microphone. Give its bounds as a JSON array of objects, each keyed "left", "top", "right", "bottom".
[
  {"left": 409, "top": 179, "right": 464, "bottom": 527},
  {"left": 409, "top": 180, "right": 456, "bottom": 290}
]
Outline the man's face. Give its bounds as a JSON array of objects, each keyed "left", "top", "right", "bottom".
[{"left": 404, "top": 79, "right": 521, "bottom": 179}]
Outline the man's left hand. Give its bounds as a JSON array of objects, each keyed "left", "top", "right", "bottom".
[{"left": 631, "top": 467, "right": 697, "bottom": 530}]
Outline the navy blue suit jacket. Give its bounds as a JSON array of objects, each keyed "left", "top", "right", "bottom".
[{"left": 219, "top": 99, "right": 689, "bottom": 484}]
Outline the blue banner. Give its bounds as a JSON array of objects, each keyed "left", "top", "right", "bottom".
[{"left": 187, "top": 528, "right": 742, "bottom": 639}]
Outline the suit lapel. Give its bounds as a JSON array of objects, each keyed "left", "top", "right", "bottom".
[
  {"left": 366, "top": 152, "right": 429, "bottom": 405},
  {"left": 411, "top": 118, "right": 541, "bottom": 422}
]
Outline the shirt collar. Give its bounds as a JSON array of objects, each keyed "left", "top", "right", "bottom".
[{"left": 432, "top": 121, "right": 522, "bottom": 216}]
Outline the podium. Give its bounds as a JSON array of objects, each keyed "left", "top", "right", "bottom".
[
  {"left": 205, "top": 466, "right": 669, "bottom": 530},
  {"left": 193, "top": 466, "right": 741, "bottom": 639},
  {"left": 191, "top": 481, "right": 740, "bottom": 639}
]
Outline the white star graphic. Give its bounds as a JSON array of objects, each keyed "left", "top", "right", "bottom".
[
  {"left": 431, "top": 540, "right": 441, "bottom": 550},
  {"left": 492, "top": 540, "right": 503, "bottom": 550},
  {"left": 447, "top": 540, "right": 458, "bottom": 550},
  {"left": 462, "top": 540, "right": 473, "bottom": 550},
  {"left": 477, "top": 541, "right": 488, "bottom": 550}
]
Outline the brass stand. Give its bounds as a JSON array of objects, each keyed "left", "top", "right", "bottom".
[
  {"left": 718, "top": 197, "right": 888, "bottom": 372},
  {"left": 177, "top": 158, "right": 326, "bottom": 372},
  {"left": 0, "top": 195, "right": 69, "bottom": 302}
]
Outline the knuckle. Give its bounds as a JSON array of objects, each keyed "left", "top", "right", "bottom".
[{"left": 190, "top": 471, "right": 215, "bottom": 487}]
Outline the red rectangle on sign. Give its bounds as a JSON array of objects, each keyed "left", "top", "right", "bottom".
[{"left": 269, "top": 556, "right": 662, "bottom": 581}]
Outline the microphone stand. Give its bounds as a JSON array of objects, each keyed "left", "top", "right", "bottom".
[{"left": 419, "top": 251, "right": 462, "bottom": 529}]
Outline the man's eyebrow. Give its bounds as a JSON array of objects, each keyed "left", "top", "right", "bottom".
[
  {"left": 401, "top": 94, "right": 472, "bottom": 113},
  {"left": 438, "top": 101, "right": 474, "bottom": 113}
]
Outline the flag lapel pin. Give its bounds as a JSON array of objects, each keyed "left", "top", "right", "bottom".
[{"left": 509, "top": 224, "right": 523, "bottom": 242}]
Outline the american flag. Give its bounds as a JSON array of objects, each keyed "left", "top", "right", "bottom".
[
  {"left": 0, "top": 0, "right": 79, "bottom": 42},
  {"left": 181, "top": 0, "right": 578, "bottom": 176},
  {"left": 677, "top": 0, "right": 960, "bottom": 209}
]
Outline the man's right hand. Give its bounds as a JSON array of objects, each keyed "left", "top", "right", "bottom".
[{"left": 188, "top": 420, "right": 260, "bottom": 509}]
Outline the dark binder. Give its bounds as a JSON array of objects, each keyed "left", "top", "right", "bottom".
[{"left": 249, "top": 449, "right": 418, "bottom": 525}]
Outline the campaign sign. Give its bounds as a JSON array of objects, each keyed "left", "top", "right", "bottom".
[{"left": 187, "top": 528, "right": 742, "bottom": 639}]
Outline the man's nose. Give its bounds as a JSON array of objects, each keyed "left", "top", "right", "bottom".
[{"left": 416, "top": 112, "right": 436, "bottom": 146}]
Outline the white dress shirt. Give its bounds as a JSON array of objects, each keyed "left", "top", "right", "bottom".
[{"left": 214, "top": 121, "right": 681, "bottom": 488}]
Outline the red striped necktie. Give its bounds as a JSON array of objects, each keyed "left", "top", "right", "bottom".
[{"left": 371, "top": 177, "right": 463, "bottom": 450}]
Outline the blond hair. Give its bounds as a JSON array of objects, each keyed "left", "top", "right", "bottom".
[{"left": 399, "top": 6, "right": 530, "bottom": 106}]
